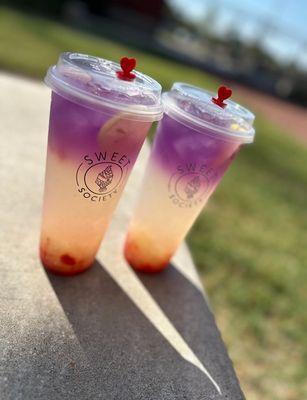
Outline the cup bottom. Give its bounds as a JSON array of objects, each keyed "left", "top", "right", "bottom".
[
  {"left": 40, "top": 247, "right": 94, "bottom": 276},
  {"left": 42, "top": 261, "right": 94, "bottom": 276},
  {"left": 130, "top": 262, "right": 169, "bottom": 274},
  {"left": 124, "top": 242, "right": 169, "bottom": 274}
]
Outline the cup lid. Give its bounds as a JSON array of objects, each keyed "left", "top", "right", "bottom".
[
  {"left": 45, "top": 52, "right": 163, "bottom": 121},
  {"left": 163, "top": 82, "right": 255, "bottom": 143}
]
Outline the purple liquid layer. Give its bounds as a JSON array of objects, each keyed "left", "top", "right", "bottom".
[
  {"left": 152, "top": 114, "right": 241, "bottom": 187},
  {"left": 48, "top": 92, "right": 148, "bottom": 162},
  {"left": 48, "top": 92, "right": 107, "bottom": 159}
]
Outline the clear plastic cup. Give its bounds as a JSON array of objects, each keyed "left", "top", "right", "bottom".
[
  {"left": 40, "top": 52, "right": 163, "bottom": 275},
  {"left": 124, "top": 82, "right": 255, "bottom": 273}
]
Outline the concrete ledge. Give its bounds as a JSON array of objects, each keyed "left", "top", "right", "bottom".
[{"left": 0, "top": 73, "right": 244, "bottom": 399}]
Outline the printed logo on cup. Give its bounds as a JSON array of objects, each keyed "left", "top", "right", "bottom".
[
  {"left": 76, "top": 151, "right": 130, "bottom": 203},
  {"left": 168, "top": 163, "right": 217, "bottom": 208}
]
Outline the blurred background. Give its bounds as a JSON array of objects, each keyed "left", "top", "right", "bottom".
[{"left": 0, "top": 1, "right": 306, "bottom": 399}]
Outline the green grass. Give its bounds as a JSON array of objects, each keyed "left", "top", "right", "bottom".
[
  {"left": 188, "top": 118, "right": 307, "bottom": 398},
  {"left": 0, "top": 7, "right": 218, "bottom": 90},
  {"left": 1, "top": 7, "right": 306, "bottom": 399}
]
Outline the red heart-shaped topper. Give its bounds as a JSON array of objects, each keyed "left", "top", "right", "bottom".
[
  {"left": 117, "top": 56, "right": 137, "bottom": 80},
  {"left": 212, "top": 85, "right": 232, "bottom": 108},
  {"left": 120, "top": 57, "right": 136, "bottom": 73},
  {"left": 218, "top": 86, "right": 232, "bottom": 102}
]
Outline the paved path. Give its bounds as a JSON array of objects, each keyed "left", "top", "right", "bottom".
[{"left": 0, "top": 73, "right": 244, "bottom": 399}]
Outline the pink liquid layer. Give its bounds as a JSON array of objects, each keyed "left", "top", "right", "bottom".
[
  {"left": 125, "top": 114, "right": 242, "bottom": 273},
  {"left": 40, "top": 92, "right": 151, "bottom": 275}
]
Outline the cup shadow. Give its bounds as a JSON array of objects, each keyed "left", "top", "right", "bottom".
[
  {"left": 136, "top": 263, "right": 245, "bottom": 399},
  {"left": 46, "top": 260, "right": 243, "bottom": 400}
]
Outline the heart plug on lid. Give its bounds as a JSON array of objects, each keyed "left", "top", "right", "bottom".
[
  {"left": 212, "top": 85, "right": 232, "bottom": 108},
  {"left": 116, "top": 56, "right": 137, "bottom": 81}
]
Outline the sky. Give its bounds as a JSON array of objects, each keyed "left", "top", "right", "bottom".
[{"left": 167, "top": 0, "right": 307, "bottom": 69}]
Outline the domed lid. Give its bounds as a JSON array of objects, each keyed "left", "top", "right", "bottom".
[
  {"left": 163, "top": 82, "right": 255, "bottom": 143},
  {"left": 45, "top": 52, "right": 163, "bottom": 121}
]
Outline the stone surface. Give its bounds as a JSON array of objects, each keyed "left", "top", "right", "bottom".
[{"left": 0, "top": 72, "right": 244, "bottom": 399}]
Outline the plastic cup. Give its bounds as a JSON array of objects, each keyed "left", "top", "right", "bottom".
[
  {"left": 124, "top": 82, "right": 255, "bottom": 273},
  {"left": 40, "top": 52, "right": 163, "bottom": 275}
]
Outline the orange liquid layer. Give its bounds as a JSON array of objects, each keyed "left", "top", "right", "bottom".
[
  {"left": 124, "top": 163, "right": 214, "bottom": 272},
  {"left": 40, "top": 151, "right": 126, "bottom": 274}
]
